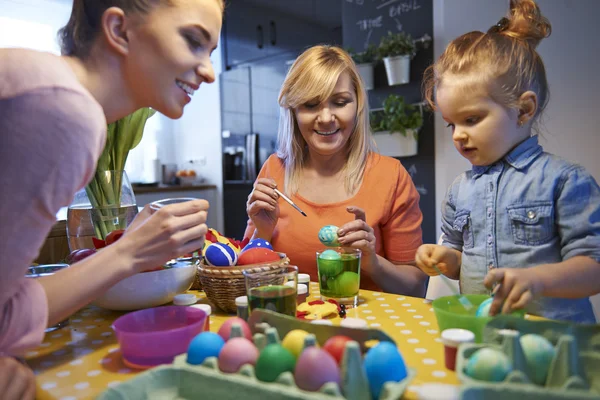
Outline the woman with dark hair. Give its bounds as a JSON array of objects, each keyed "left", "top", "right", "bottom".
[{"left": 0, "top": 1, "right": 223, "bottom": 397}]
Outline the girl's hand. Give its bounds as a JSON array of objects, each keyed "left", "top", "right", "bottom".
[
  {"left": 116, "top": 199, "right": 209, "bottom": 273},
  {"left": 0, "top": 357, "right": 35, "bottom": 400},
  {"left": 338, "top": 207, "right": 377, "bottom": 266},
  {"left": 246, "top": 178, "right": 280, "bottom": 238},
  {"left": 484, "top": 267, "right": 542, "bottom": 315},
  {"left": 415, "top": 244, "right": 456, "bottom": 276}
]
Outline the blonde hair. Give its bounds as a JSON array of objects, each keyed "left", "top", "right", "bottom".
[
  {"left": 277, "top": 45, "right": 374, "bottom": 195},
  {"left": 423, "top": 0, "right": 551, "bottom": 126}
]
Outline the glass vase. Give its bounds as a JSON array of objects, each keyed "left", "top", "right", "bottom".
[{"left": 67, "top": 170, "right": 138, "bottom": 252}]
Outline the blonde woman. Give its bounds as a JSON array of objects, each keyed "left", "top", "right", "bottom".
[{"left": 245, "top": 45, "right": 427, "bottom": 296}]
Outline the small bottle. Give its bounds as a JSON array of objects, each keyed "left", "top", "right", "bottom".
[
  {"left": 192, "top": 304, "right": 212, "bottom": 332},
  {"left": 235, "top": 295, "right": 249, "bottom": 321},
  {"left": 297, "top": 284, "right": 308, "bottom": 305},
  {"left": 298, "top": 273, "right": 311, "bottom": 296}
]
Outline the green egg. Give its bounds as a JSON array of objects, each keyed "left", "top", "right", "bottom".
[
  {"left": 333, "top": 271, "right": 360, "bottom": 297},
  {"left": 318, "top": 250, "right": 343, "bottom": 276},
  {"left": 465, "top": 347, "right": 512, "bottom": 382},
  {"left": 255, "top": 344, "right": 296, "bottom": 382}
]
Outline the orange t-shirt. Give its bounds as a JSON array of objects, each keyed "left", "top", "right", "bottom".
[{"left": 244, "top": 152, "right": 423, "bottom": 291}]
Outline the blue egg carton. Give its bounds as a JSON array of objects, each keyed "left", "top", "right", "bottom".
[
  {"left": 456, "top": 316, "right": 600, "bottom": 400},
  {"left": 98, "top": 310, "right": 416, "bottom": 400}
]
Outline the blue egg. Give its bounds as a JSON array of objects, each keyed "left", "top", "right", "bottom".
[
  {"left": 465, "top": 347, "right": 512, "bottom": 382},
  {"left": 318, "top": 225, "right": 340, "bottom": 247},
  {"left": 364, "top": 342, "right": 407, "bottom": 399},
  {"left": 205, "top": 243, "right": 238, "bottom": 266},
  {"left": 187, "top": 332, "right": 225, "bottom": 365},
  {"left": 241, "top": 238, "right": 273, "bottom": 253},
  {"left": 476, "top": 297, "right": 494, "bottom": 317},
  {"left": 520, "top": 334, "right": 556, "bottom": 385}
]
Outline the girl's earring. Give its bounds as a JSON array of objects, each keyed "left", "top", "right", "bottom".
[{"left": 517, "top": 119, "right": 524, "bottom": 127}]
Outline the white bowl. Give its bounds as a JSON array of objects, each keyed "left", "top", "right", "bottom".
[{"left": 92, "top": 264, "right": 196, "bottom": 311}]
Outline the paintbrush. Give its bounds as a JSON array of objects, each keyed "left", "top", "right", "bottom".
[
  {"left": 432, "top": 264, "right": 473, "bottom": 311},
  {"left": 274, "top": 188, "right": 307, "bottom": 217}
]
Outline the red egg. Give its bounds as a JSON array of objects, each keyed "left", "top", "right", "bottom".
[
  {"left": 294, "top": 347, "right": 341, "bottom": 392},
  {"left": 322, "top": 335, "right": 354, "bottom": 365},
  {"left": 218, "top": 337, "right": 259, "bottom": 373},
  {"left": 217, "top": 317, "right": 252, "bottom": 341},
  {"left": 237, "top": 247, "right": 280, "bottom": 265}
]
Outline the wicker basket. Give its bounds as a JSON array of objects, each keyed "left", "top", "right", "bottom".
[{"left": 197, "top": 253, "right": 290, "bottom": 313}]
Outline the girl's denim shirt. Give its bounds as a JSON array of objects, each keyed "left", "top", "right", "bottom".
[{"left": 441, "top": 136, "right": 600, "bottom": 323}]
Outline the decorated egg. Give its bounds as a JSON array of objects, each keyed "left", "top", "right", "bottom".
[
  {"left": 322, "top": 335, "right": 354, "bottom": 365},
  {"left": 520, "top": 334, "right": 556, "bottom": 385},
  {"left": 218, "top": 337, "right": 259, "bottom": 373},
  {"left": 241, "top": 238, "right": 273, "bottom": 253},
  {"left": 318, "top": 225, "right": 340, "bottom": 247},
  {"left": 364, "top": 341, "right": 407, "bottom": 399},
  {"left": 217, "top": 317, "right": 252, "bottom": 341},
  {"left": 205, "top": 242, "right": 238, "bottom": 266},
  {"left": 464, "top": 347, "right": 512, "bottom": 382},
  {"left": 187, "top": 332, "right": 225, "bottom": 365},
  {"left": 237, "top": 247, "right": 280, "bottom": 265},
  {"left": 333, "top": 271, "right": 360, "bottom": 297},
  {"left": 476, "top": 297, "right": 494, "bottom": 317},
  {"left": 255, "top": 344, "right": 296, "bottom": 382},
  {"left": 281, "top": 329, "right": 311, "bottom": 359},
  {"left": 318, "top": 249, "right": 342, "bottom": 276},
  {"left": 294, "top": 347, "right": 341, "bottom": 392}
]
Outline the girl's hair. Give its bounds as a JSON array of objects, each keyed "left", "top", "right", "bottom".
[
  {"left": 277, "top": 45, "right": 374, "bottom": 195},
  {"left": 423, "top": 0, "right": 552, "bottom": 125},
  {"left": 58, "top": 0, "right": 225, "bottom": 59}
]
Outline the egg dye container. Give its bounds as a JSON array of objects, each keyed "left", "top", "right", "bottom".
[
  {"left": 98, "top": 309, "right": 416, "bottom": 400},
  {"left": 455, "top": 316, "right": 600, "bottom": 400}
]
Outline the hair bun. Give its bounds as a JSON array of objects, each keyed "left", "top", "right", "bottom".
[{"left": 501, "top": 0, "right": 552, "bottom": 48}]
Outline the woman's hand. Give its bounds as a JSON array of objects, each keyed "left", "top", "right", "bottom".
[
  {"left": 338, "top": 207, "right": 377, "bottom": 267},
  {"left": 246, "top": 178, "right": 280, "bottom": 239},
  {"left": 415, "top": 244, "right": 459, "bottom": 276},
  {"left": 484, "top": 267, "right": 542, "bottom": 315},
  {"left": 0, "top": 357, "right": 35, "bottom": 400},
  {"left": 116, "top": 199, "right": 209, "bottom": 273}
]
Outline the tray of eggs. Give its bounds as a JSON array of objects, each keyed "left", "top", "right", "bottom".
[
  {"left": 456, "top": 316, "right": 600, "bottom": 399},
  {"left": 99, "top": 312, "right": 416, "bottom": 400}
]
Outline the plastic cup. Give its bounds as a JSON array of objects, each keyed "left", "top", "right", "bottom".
[
  {"left": 441, "top": 328, "right": 475, "bottom": 370},
  {"left": 192, "top": 304, "right": 212, "bottom": 332},
  {"left": 316, "top": 248, "right": 361, "bottom": 307},
  {"left": 243, "top": 266, "right": 298, "bottom": 317}
]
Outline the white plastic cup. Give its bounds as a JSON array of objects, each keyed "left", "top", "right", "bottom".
[{"left": 441, "top": 329, "right": 475, "bottom": 370}]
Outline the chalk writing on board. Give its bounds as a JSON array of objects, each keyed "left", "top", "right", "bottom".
[
  {"left": 416, "top": 185, "right": 428, "bottom": 195},
  {"left": 393, "top": 18, "right": 403, "bottom": 31},
  {"left": 408, "top": 164, "right": 417, "bottom": 178},
  {"left": 346, "top": 0, "right": 364, "bottom": 4},
  {"left": 356, "top": 15, "right": 383, "bottom": 31}
]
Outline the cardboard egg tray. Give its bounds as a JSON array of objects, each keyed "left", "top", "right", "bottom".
[
  {"left": 455, "top": 316, "right": 600, "bottom": 400},
  {"left": 98, "top": 309, "right": 416, "bottom": 400}
]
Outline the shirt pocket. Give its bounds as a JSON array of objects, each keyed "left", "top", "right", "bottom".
[
  {"left": 507, "top": 202, "right": 555, "bottom": 246},
  {"left": 453, "top": 210, "right": 474, "bottom": 249}
]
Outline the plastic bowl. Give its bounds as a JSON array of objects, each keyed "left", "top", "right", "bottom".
[
  {"left": 113, "top": 305, "right": 207, "bottom": 368},
  {"left": 92, "top": 263, "right": 196, "bottom": 311},
  {"left": 432, "top": 294, "right": 525, "bottom": 343}
]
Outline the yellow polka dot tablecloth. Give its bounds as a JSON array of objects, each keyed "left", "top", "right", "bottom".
[{"left": 27, "top": 285, "right": 459, "bottom": 400}]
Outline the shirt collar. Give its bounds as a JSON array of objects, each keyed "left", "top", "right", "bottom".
[{"left": 471, "top": 136, "right": 543, "bottom": 179}]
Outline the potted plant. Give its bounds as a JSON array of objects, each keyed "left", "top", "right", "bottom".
[
  {"left": 348, "top": 44, "right": 378, "bottom": 90},
  {"left": 370, "top": 94, "right": 422, "bottom": 157},
  {"left": 377, "top": 31, "right": 415, "bottom": 86}
]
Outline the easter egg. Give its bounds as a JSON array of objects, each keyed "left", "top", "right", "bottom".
[
  {"left": 333, "top": 271, "right": 360, "bottom": 297},
  {"left": 255, "top": 344, "right": 296, "bottom": 382},
  {"left": 318, "top": 249, "right": 342, "bottom": 276},
  {"left": 281, "top": 329, "right": 311, "bottom": 359},
  {"left": 295, "top": 347, "right": 341, "bottom": 392},
  {"left": 322, "top": 335, "right": 354, "bottom": 365},
  {"left": 218, "top": 337, "right": 259, "bottom": 373},
  {"left": 364, "top": 341, "right": 407, "bottom": 400},
  {"left": 464, "top": 347, "right": 512, "bottom": 382},
  {"left": 237, "top": 247, "right": 280, "bottom": 265},
  {"left": 205, "top": 243, "right": 238, "bottom": 267},
  {"left": 318, "top": 225, "right": 340, "bottom": 247},
  {"left": 476, "top": 297, "right": 494, "bottom": 317},
  {"left": 217, "top": 317, "right": 252, "bottom": 341},
  {"left": 241, "top": 238, "right": 273, "bottom": 253},
  {"left": 187, "top": 332, "right": 225, "bottom": 365},
  {"left": 520, "top": 334, "right": 556, "bottom": 385}
]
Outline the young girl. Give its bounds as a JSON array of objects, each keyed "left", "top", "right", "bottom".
[{"left": 416, "top": 0, "right": 600, "bottom": 323}]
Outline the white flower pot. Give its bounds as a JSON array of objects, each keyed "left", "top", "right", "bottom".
[
  {"left": 356, "top": 62, "right": 374, "bottom": 90},
  {"left": 373, "top": 129, "right": 418, "bottom": 157},
  {"left": 383, "top": 55, "right": 410, "bottom": 86}
]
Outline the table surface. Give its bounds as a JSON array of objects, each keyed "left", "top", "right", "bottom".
[{"left": 27, "top": 284, "right": 464, "bottom": 400}]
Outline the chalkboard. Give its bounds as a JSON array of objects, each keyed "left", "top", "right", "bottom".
[{"left": 342, "top": 0, "right": 436, "bottom": 244}]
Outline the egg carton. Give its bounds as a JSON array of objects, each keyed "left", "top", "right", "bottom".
[
  {"left": 98, "top": 310, "right": 416, "bottom": 400},
  {"left": 455, "top": 316, "right": 600, "bottom": 400}
]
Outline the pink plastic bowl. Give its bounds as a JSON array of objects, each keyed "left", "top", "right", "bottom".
[{"left": 112, "top": 306, "right": 207, "bottom": 368}]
